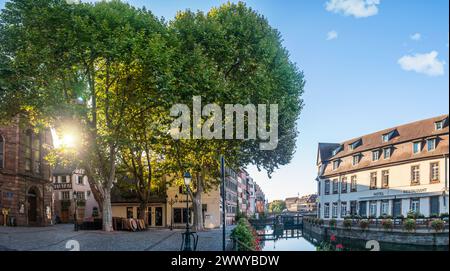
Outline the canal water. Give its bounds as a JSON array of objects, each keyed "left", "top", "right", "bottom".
[{"left": 256, "top": 225, "right": 449, "bottom": 251}]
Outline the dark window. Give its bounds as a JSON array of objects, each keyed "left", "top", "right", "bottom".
[
  {"left": 174, "top": 208, "right": 191, "bottom": 224},
  {"left": 332, "top": 179, "right": 338, "bottom": 194},
  {"left": 0, "top": 135, "right": 4, "bottom": 169},
  {"left": 350, "top": 201, "right": 357, "bottom": 215},
  {"left": 32, "top": 133, "right": 41, "bottom": 174},
  {"left": 325, "top": 180, "right": 330, "bottom": 195},
  {"left": 382, "top": 170, "right": 389, "bottom": 188},
  {"left": 370, "top": 172, "right": 377, "bottom": 190},
  {"left": 341, "top": 177, "right": 347, "bottom": 193},
  {"left": 25, "top": 130, "right": 32, "bottom": 171},
  {"left": 430, "top": 196, "right": 440, "bottom": 215},
  {"left": 126, "top": 207, "right": 134, "bottom": 219},
  {"left": 359, "top": 201, "right": 367, "bottom": 217},
  {"left": 351, "top": 176, "right": 357, "bottom": 192},
  {"left": 393, "top": 199, "right": 402, "bottom": 217}
]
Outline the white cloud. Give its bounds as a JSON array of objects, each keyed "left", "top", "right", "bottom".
[
  {"left": 410, "top": 33, "right": 421, "bottom": 41},
  {"left": 325, "top": 0, "right": 380, "bottom": 18},
  {"left": 398, "top": 51, "right": 445, "bottom": 77},
  {"left": 326, "top": 30, "right": 339, "bottom": 41}
]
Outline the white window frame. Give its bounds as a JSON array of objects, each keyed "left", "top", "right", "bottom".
[
  {"left": 332, "top": 203, "right": 338, "bottom": 218},
  {"left": 383, "top": 147, "right": 391, "bottom": 159},
  {"left": 333, "top": 160, "right": 339, "bottom": 170},
  {"left": 352, "top": 154, "right": 360, "bottom": 166},
  {"left": 382, "top": 134, "right": 389, "bottom": 143},
  {"left": 324, "top": 203, "right": 330, "bottom": 218},
  {"left": 341, "top": 202, "right": 347, "bottom": 217},
  {"left": 430, "top": 162, "right": 439, "bottom": 183},
  {"left": 410, "top": 199, "right": 420, "bottom": 213},
  {"left": 435, "top": 121, "right": 443, "bottom": 130},
  {"left": 427, "top": 138, "right": 436, "bottom": 151},
  {"left": 413, "top": 141, "right": 421, "bottom": 154},
  {"left": 369, "top": 201, "right": 377, "bottom": 217},
  {"left": 411, "top": 165, "right": 420, "bottom": 185},
  {"left": 372, "top": 150, "right": 380, "bottom": 161},
  {"left": 381, "top": 201, "right": 389, "bottom": 216}
]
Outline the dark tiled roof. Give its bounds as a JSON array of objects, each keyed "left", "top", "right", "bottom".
[
  {"left": 317, "top": 143, "right": 341, "bottom": 164},
  {"left": 330, "top": 115, "right": 449, "bottom": 160}
]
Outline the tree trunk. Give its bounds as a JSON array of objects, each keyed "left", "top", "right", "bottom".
[
  {"left": 102, "top": 184, "right": 113, "bottom": 231},
  {"left": 193, "top": 174, "right": 204, "bottom": 231},
  {"left": 139, "top": 201, "right": 148, "bottom": 225}
]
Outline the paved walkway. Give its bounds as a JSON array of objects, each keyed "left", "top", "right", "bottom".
[{"left": 0, "top": 224, "right": 235, "bottom": 251}]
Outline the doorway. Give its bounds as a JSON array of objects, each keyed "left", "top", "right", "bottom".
[
  {"left": 155, "top": 207, "right": 163, "bottom": 226},
  {"left": 27, "top": 187, "right": 38, "bottom": 224}
]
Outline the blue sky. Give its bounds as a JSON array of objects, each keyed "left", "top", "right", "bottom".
[{"left": 1, "top": 0, "right": 449, "bottom": 201}]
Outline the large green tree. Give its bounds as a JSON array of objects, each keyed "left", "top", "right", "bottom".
[
  {"left": 0, "top": 0, "right": 170, "bottom": 231},
  {"left": 162, "top": 3, "right": 304, "bottom": 231},
  {"left": 0, "top": 1, "right": 304, "bottom": 232}
]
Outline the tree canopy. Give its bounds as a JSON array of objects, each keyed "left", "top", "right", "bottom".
[{"left": 0, "top": 0, "right": 304, "bottom": 231}]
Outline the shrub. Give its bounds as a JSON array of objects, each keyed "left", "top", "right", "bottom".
[
  {"left": 430, "top": 219, "right": 445, "bottom": 232},
  {"left": 429, "top": 213, "right": 439, "bottom": 218},
  {"left": 381, "top": 219, "right": 393, "bottom": 231},
  {"left": 343, "top": 219, "right": 352, "bottom": 229},
  {"left": 231, "top": 218, "right": 257, "bottom": 251},
  {"left": 440, "top": 213, "right": 449, "bottom": 219},
  {"left": 329, "top": 219, "right": 337, "bottom": 228},
  {"left": 344, "top": 215, "right": 352, "bottom": 220},
  {"left": 406, "top": 211, "right": 415, "bottom": 219},
  {"left": 359, "top": 219, "right": 369, "bottom": 230},
  {"left": 403, "top": 219, "right": 416, "bottom": 232}
]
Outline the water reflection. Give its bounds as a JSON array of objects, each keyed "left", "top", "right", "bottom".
[
  {"left": 257, "top": 225, "right": 316, "bottom": 251},
  {"left": 256, "top": 224, "right": 448, "bottom": 251}
]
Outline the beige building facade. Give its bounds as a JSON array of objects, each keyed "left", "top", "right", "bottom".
[{"left": 316, "top": 115, "right": 449, "bottom": 220}]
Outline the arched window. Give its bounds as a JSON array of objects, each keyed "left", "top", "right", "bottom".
[{"left": 0, "top": 135, "right": 4, "bottom": 169}]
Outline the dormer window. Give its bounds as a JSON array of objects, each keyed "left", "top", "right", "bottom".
[
  {"left": 435, "top": 120, "right": 444, "bottom": 130},
  {"left": 413, "top": 141, "right": 422, "bottom": 154},
  {"left": 427, "top": 138, "right": 436, "bottom": 151},
  {"left": 349, "top": 139, "right": 362, "bottom": 150},
  {"left": 352, "top": 154, "right": 361, "bottom": 166},
  {"left": 332, "top": 145, "right": 343, "bottom": 156},
  {"left": 372, "top": 150, "right": 380, "bottom": 161},
  {"left": 333, "top": 160, "right": 340, "bottom": 170},
  {"left": 382, "top": 130, "right": 396, "bottom": 143},
  {"left": 383, "top": 147, "right": 392, "bottom": 159}
]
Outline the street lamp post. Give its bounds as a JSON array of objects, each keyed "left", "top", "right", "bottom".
[
  {"left": 73, "top": 191, "right": 78, "bottom": 231},
  {"left": 183, "top": 172, "right": 192, "bottom": 251},
  {"left": 168, "top": 195, "right": 178, "bottom": 230}
]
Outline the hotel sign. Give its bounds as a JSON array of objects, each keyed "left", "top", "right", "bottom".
[
  {"left": 402, "top": 188, "right": 427, "bottom": 194},
  {"left": 53, "top": 183, "right": 72, "bottom": 190}
]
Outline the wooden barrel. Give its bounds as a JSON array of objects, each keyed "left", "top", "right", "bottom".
[{"left": 130, "top": 219, "right": 138, "bottom": 232}]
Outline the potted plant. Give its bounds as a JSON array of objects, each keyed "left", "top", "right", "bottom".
[
  {"left": 403, "top": 219, "right": 416, "bottom": 232},
  {"left": 343, "top": 218, "right": 352, "bottom": 229},
  {"left": 329, "top": 218, "right": 337, "bottom": 229},
  {"left": 359, "top": 219, "right": 369, "bottom": 230},
  {"left": 381, "top": 218, "right": 393, "bottom": 231},
  {"left": 430, "top": 219, "right": 445, "bottom": 232},
  {"left": 406, "top": 211, "right": 414, "bottom": 219}
]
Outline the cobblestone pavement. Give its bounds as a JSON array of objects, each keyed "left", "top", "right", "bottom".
[{"left": 0, "top": 224, "right": 235, "bottom": 251}]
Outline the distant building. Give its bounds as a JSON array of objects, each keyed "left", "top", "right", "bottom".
[
  {"left": 52, "top": 167, "right": 100, "bottom": 223},
  {"left": 255, "top": 183, "right": 266, "bottom": 214},
  {"left": 285, "top": 194, "right": 318, "bottom": 213},
  {"left": 316, "top": 115, "right": 449, "bottom": 220}
]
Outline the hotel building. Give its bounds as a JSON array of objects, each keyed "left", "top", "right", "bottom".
[{"left": 316, "top": 115, "right": 449, "bottom": 220}]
